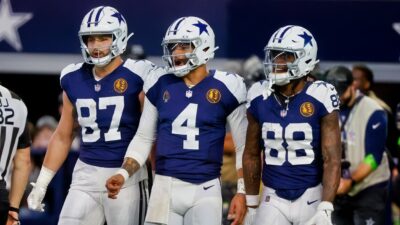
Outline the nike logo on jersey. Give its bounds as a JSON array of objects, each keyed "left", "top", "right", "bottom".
[
  {"left": 372, "top": 122, "right": 381, "bottom": 129},
  {"left": 307, "top": 199, "right": 319, "bottom": 205},
  {"left": 203, "top": 185, "right": 215, "bottom": 190}
]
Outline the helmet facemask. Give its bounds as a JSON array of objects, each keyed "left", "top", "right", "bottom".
[
  {"left": 78, "top": 6, "right": 133, "bottom": 67},
  {"left": 162, "top": 38, "right": 205, "bottom": 77},
  {"left": 80, "top": 33, "right": 119, "bottom": 67},
  {"left": 264, "top": 48, "right": 305, "bottom": 86},
  {"left": 162, "top": 17, "right": 218, "bottom": 77}
]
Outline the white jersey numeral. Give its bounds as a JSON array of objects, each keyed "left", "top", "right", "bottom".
[
  {"left": 76, "top": 96, "right": 124, "bottom": 143},
  {"left": 172, "top": 103, "right": 199, "bottom": 150},
  {"left": 262, "top": 122, "right": 314, "bottom": 165}
]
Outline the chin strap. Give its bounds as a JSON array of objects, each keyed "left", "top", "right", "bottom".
[{"left": 262, "top": 79, "right": 275, "bottom": 100}]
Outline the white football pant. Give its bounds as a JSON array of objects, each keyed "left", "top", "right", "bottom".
[
  {"left": 254, "top": 184, "right": 322, "bottom": 225},
  {"left": 145, "top": 175, "right": 222, "bottom": 225},
  {"left": 58, "top": 159, "right": 148, "bottom": 225}
]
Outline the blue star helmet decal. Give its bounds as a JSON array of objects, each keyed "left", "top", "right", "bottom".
[
  {"left": 192, "top": 21, "right": 209, "bottom": 35},
  {"left": 298, "top": 31, "right": 313, "bottom": 47},
  {"left": 111, "top": 12, "right": 125, "bottom": 25}
]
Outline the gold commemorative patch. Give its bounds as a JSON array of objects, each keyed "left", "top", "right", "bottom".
[
  {"left": 114, "top": 78, "right": 128, "bottom": 94},
  {"left": 206, "top": 89, "right": 221, "bottom": 103},
  {"left": 300, "top": 102, "right": 314, "bottom": 117}
]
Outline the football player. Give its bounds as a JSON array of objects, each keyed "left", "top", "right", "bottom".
[
  {"left": 27, "top": 6, "right": 162, "bottom": 225},
  {"left": 243, "top": 25, "right": 341, "bottom": 225},
  {"left": 106, "top": 16, "right": 248, "bottom": 225}
]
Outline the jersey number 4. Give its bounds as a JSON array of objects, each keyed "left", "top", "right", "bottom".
[
  {"left": 76, "top": 96, "right": 124, "bottom": 143},
  {"left": 172, "top": 103, "right": 199, "bottom": 150},
  {"left": 263, "top": 122, "right": 315, "bottom": 165}
]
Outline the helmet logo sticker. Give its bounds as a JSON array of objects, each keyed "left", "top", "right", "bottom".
[
  {"left": 206, "top": 89, "right": 221, "bottom": 103},
  {"left": 111, "top": 11, "right": 125, "bottom": 25},
  {"left": 300, "top": 102, "right": 314, "bottom": 117},
  {"left": 298, "top": 32, "right": 313, "bottom": 47},
  {"left": 114, "top": 78, "right": 128, "bottom": 94},
  {"left": 192, "top": 21, "right": 209, "bottom": 35}
]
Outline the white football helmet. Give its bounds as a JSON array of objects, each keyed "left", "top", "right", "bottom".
[
  {"left": 162, "top": 16, "right": 219, "bottom": 77},
  {"left": 264, "top": 25, "right": 319, "bottom": 86},
  {"left": 79, "top": 6, "right": 133, "bottom": 66}
]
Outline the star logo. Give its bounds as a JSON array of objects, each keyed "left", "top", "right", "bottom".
[
  {"left": 0, "top": 0, "right": 33, "bottom": 51},
  {"left": 315, "top": 81, "right": 328, "bottom": 88},
  {"left": 192, "top": 21, "right": 209, "bottom": 35},
  {"left": 111, "top": 12, "right": 125, "bottom": 25},
  {"left": 298, "top": 31, "right": 313, "bottom": 47}
]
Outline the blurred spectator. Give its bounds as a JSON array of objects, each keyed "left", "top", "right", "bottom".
[
  {"left": 32, "top": 115, "right": 58, "bottom": 150},
  {"left": 352, "top": 64, "right": 392, "bottom": 114},
  {"left": 352, "top": 64, "right": 399, "bottom": 224},
  {"left": 122, "top": 44, "right": 147, "bottom": 60},
  {"left": 242, "top": 55, "right": 264, "bottom": 88},
  {"left": 326, "top": 66, "right": 390, "bottom": 225}
]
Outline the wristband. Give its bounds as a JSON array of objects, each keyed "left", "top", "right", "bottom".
[
  {"left": 237, "top": 178, "right": 246, "bottom": 194},
  {"left": 246, "top": 195, "right": 259, "bottom": 206},
  {"left": 116, "top": 168, "right": 129, "bottom": 181},
  {"left": 9, "top": 206, "right": 19, "bottom": 213},
  {"left": 37, "top": 166, "right": 56, "bottom": 188}
]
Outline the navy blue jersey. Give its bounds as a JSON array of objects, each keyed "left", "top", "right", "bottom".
[
  {"left": 60, "top": 59, "right": 153, "bottom": 167},
  {"left": 146, "top": 70, "right": 246, "bottom": 183},
  {"left": 247, "top": 80, "right": 339, "bottom": 190}
]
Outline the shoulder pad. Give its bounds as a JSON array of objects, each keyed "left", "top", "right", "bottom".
[
  {"left": 306, "top": 81, "right": 339, "bottom": 113},
  {"left": 60, "top": 63, "right": 83, "bottom": 81},
  {"left": 124, "top": 59, "right": 168, "bottom": 93},
  {"left": 214, "top": 70, "right": 247, "bottom": 104}
]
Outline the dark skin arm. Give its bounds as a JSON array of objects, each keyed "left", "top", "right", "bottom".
[
  {"left": 243, "top": 112, "right": 262, "bottom": 206},
  {"left": 320, "top": 110, "right": 342, "bottom": 202}
]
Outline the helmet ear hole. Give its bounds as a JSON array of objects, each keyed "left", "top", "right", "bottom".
[
  {"left": 305, "top": 59, "right": 312, "bottom": 64},
  {"left": 203, "top": 47, "right": 209, "bottom": 52}
]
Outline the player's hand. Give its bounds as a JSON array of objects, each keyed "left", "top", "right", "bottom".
[
  {"left": 27, "top": 182, "right": 47, "bottom": 212},
  {"left": 336, "top": 178, "right": 352, "bottom": 195},
  {"left": 243, "top": 207, "right": 257, "bottom": 225},
  {"left": 106, "top": 174, "right": 125, "bottom": 199},
  {"left": 304, "top": 201, "right": 334, "bottom": 225},
  {"left": 227, "top": 193, "right": 246, "bottom": 225}
]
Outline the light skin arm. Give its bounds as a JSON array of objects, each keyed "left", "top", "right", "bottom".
[
  {"left": 42, "top": 92, "right": 75, "bottom": 171},
  {"left": 7, "top": 146, "right": 31, "bottom": 223},
  {"left": 242, "top": 112, "right": 262, "bottom": 205},
  {"left": 320, "top": 111, "right": 342, "bottom": 202},
  {"left": 224, "top": 133, "right": 235, "bottom": 154}
]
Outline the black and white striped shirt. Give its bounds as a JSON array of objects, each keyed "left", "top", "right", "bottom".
[{"left": 0, "top": 85, "right": 30, "bottom": 182}]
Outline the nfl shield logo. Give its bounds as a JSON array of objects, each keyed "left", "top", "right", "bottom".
[
  {"left": 94, "top": 84, "right": 101, "bottom": 92},
  {"left": 280, "top": 109, "right": 287, "bottom": 117},
  {"left": 186, "top": 90, "right": 193, "bottom": 98}
]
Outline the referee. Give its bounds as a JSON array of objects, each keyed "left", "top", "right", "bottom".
[{"left": 0, "top": 85, "right": 31, "bottom": 225}]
